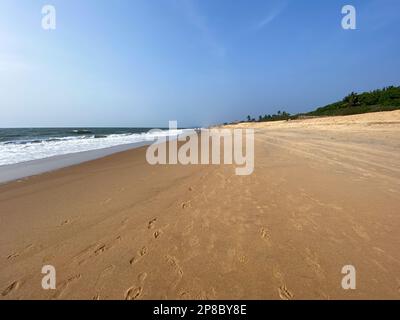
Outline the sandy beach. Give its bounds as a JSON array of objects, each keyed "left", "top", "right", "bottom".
[{"left": 1, "top": 111, "right": 400, "bottom": 300}]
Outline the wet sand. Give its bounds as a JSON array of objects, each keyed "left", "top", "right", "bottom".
[{"left": 1, "top": 111, "right": 400, "bottom": 300}]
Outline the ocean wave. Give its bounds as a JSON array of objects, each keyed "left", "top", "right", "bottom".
[
  {"left": 0, "top": 129, "right": 185, "bottom": 166},
  {"left": 72, "top": 129, "right": 93, "bottom": 134}
]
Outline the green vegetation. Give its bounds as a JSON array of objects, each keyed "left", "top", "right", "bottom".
[
  {"left": 239, "top": 86, "right": 400, "bottom": 123},
  {"left": 308, "top": 86, "right": 400, "bottom": 117},
  {"left": 240, "top": 110, "right": 294, "bottom": 123},
  {"left": 257, "top": 110, "right": 292, "bottom": 122}
]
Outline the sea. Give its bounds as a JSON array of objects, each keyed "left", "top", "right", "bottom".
[{"left": 0, "top": 127, "right": 183, "bottom": 166}]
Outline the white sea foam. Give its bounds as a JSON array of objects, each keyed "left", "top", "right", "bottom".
[{"left": 0, "top": 129, "right": 184, "bottom": 166}]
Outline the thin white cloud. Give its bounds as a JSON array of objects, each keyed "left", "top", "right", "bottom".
[
  {"left": 173, "top": 0, "right": 226, "bottom": 57},
  {"left": 254, "top": 2, "right": 287, "bottom": 30}
]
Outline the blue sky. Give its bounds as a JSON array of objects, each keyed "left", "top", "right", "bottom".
[{"left": 0, "top": 0, "right": 399, "bottom": 127}]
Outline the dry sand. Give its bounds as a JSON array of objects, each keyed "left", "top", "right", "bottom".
[{"left": 1, "top": 111, "right": 400, "bottom": 300}]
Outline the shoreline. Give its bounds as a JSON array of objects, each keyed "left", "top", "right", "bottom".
[{"left": 0, "top": 141, "right": 151, "bottom": 184}]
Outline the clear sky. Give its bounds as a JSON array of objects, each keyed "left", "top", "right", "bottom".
[{"left": 1, "top": 0, "right": 399, "bottom": 127}]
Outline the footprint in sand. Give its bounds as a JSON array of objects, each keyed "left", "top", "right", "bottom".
[
  {"left": 165, "top": 255, "right": 184, "bottom": 290},
  {"left": 60, "top": 219, "right": 71, "bottom": 226},
  {"left": 139, "top": 246, "right": 148, "bottom": 256},
  {"left": 238, "top": 255, "right": 248, "bottom": 264},
  {"left": 138, "top": 272, "right": 147, "bottom": 283},
  {"left": 125, "top": 286, "right": 142, "bottom": 300},
  {"left": 181, "top": 201, "right": 191, "bottom": 209},
  {"left": 304, "top": 248, "right": 325, "bottom": 280},
  {"left": 278, "top": 285, "right": 294, "bottom": 300},
  {"left": 260, "top": 227, "right": 272, "bottom": 246},
  {"left": 7, "top": 252, "right": 19, "bottom": 260},
  {"left": 94, "top": 237, "right": 121, "bottom": 257},
  {"left": 130, "top": 247, "right": 148, "bottom": 265},
  {"left": 1, "top": 281, "right": 20, "bottom": 297},
  {"left": 166, "top": 255, "right": 183, "bottom": 277},
  {"left": 7, "top": 244, "right": 34, "bottom": 260},
  {"left": 94, "top": 244, "right": 107, "bottom": 256},
  {"left": 260, "top": 227, "right": 270, "bottom": 240},
  {"left": 179, "top": 290, "right": 191, "bottom": 299},
  {"left": 148, "top": 218, "right": 157, "bottom": 230},
  {"left": 272, "top": 266, "right": 285, "bottom": 282},
  {"left": 154, "top": 230, "right": 162, "bottom": 239},
  {"left": 75, "top": 239, "right": 119, "bottom": 266}
]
